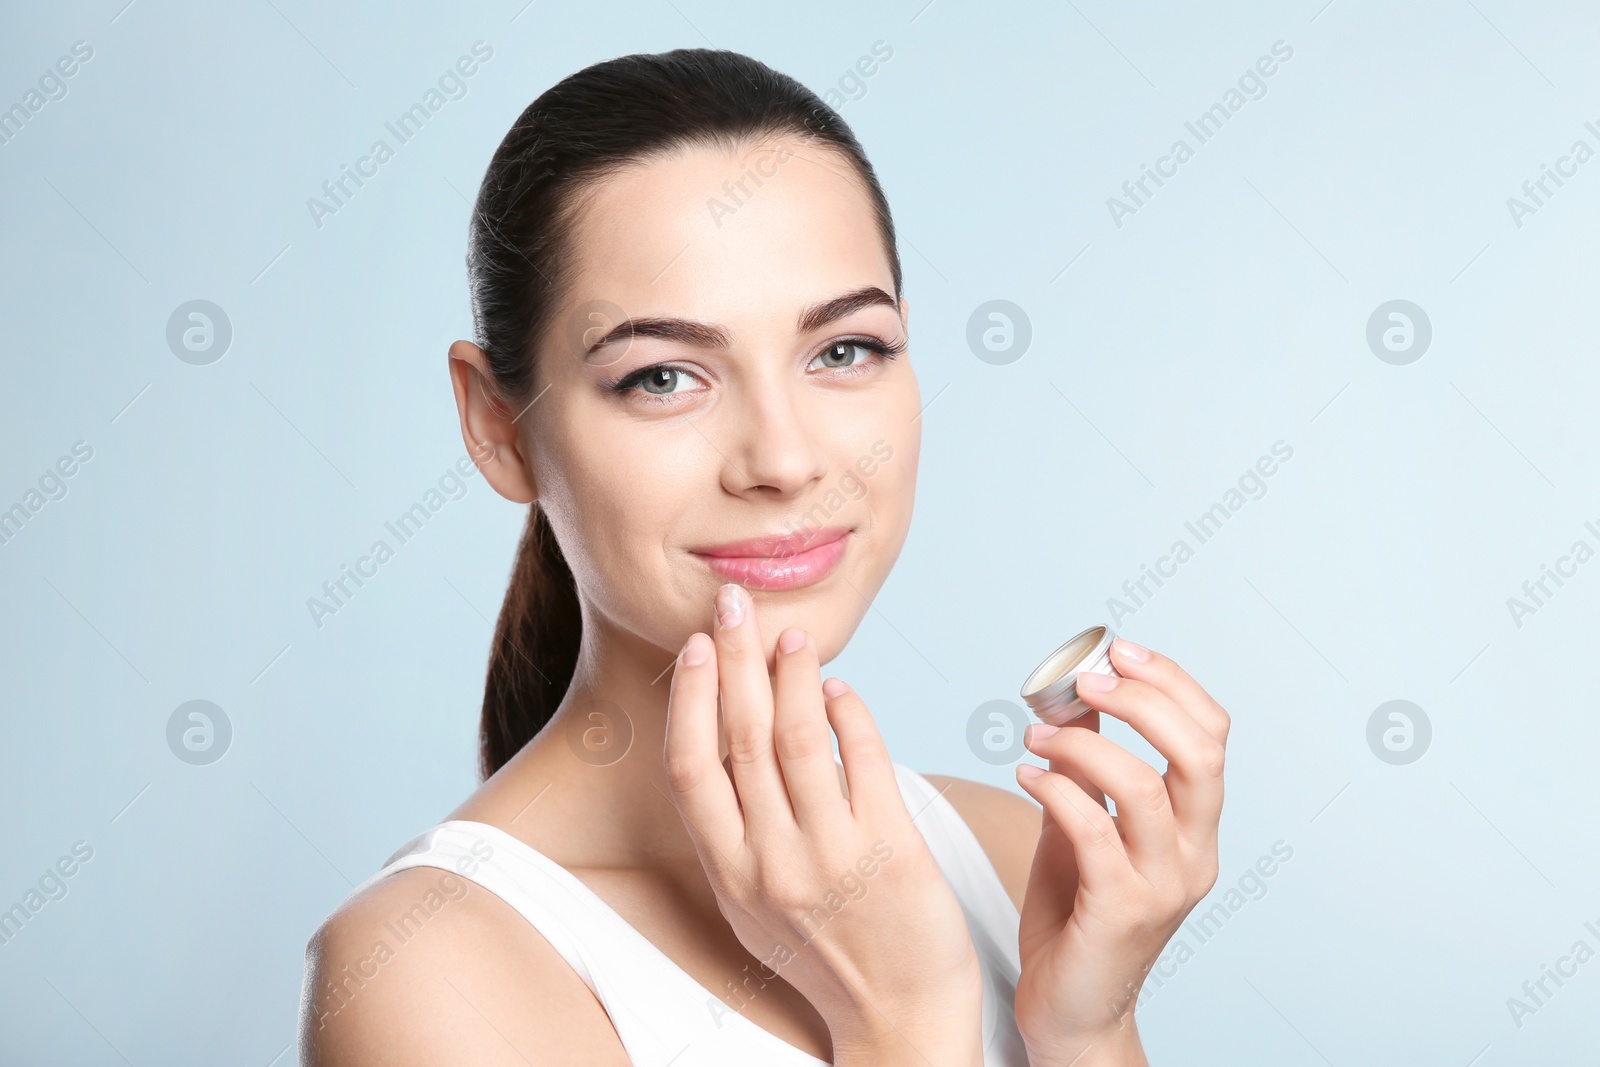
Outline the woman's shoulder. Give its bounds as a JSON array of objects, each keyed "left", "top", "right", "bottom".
[
  {"left": 299, "top": 861, "right": 629, "bottom": 1066},
  {"left": 917, "top": 771, "right": 1040, "bottom": 913}
]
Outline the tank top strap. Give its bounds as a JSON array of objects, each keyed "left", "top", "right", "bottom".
[
  {"left": 357, "top": 821, "right": 611, "bottom": 994},
  {"left": 355, "top": 820, "right": 832, "bottom": 1066},
  {"left": 890, "top": 762, "right": 1023, "bottom": 965},
  {"left": 352, "top": 764, "right": 1029, "bottom": 1064},
  {"left": 889, "top": 762, "right": 1029, "bottom": 1066}
]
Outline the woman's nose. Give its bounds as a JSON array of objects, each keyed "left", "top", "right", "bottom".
[{"left": 718, "top": 378, "right": 828, "bottom": 498}]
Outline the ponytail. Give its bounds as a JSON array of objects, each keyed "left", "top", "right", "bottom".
[
  {"left": 480, "top": 504, "right": 581, "bottom": 779},
  {"left": 465, "top": 48, "right": 901, "bottom": 776}
]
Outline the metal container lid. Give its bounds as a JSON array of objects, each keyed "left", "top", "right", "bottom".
[{"left": 1020, "top": 624, "right": 1117, "bottom": 726}]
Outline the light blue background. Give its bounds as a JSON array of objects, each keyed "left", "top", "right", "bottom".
[{"left": 2, "top": 1, "right": 1596, "bottom": 1063}]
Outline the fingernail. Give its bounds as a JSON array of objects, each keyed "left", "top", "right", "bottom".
[
  {"left": 681, "top": 632, "right": 710, "bottom": 666},
  {"left": 1113, "top": 637, "right": 1150, "bottom": 662},
  {"left": 822, "top": 677, "right": 849, "bottom": 699},
  {"left": 715, "top": 584, "right": 745, "bottom": 629},
  {"left": 1017, "top": 764, "right": 1045, "bottom": 781},
  {"left": 1025, "top": 723, "right": 1059, "bottom": 748},
  {"left": 1075, "top": 670, "right": 1118, "bottom": 692},
  {"left": 778, "top": 627, "right": 805, "bottom": 654}
]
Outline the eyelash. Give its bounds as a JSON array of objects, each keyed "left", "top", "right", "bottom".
[{"left": 604, "top": 334, "right": 908, "bottom": 407}]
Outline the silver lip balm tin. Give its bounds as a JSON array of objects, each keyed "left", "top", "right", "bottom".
[{"left": 1020, "top": 624, "right": 1119, "bottom": 726}]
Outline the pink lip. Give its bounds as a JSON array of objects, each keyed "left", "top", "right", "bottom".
[{"left": 689, "top": 526, "right": 851, "bottom": 591}]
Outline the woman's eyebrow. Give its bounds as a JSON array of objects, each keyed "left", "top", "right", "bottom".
[
  {"left": 796, "top": 285, "right": 898, "bottom": 335},
  {"left": 582, "top": 285, "right": 897, "bottom": 360}
]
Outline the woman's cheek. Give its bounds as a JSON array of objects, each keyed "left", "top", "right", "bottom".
[
  {"left": 880, "top": 463, "right": 919, "bottom": 565},
  {"left": 879, "top": 432, "right": 916, "bottom": 504}
]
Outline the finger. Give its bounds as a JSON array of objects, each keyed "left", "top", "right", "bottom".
[
  {"left": 663, "top": 632, "right": 745, "bottom": 869},
  {"left": 1018, "top": 803, "right": 1083, "bottom": 936},
  {"left": 1049, "top": 707, "right": 1107, "bottom": 813},
  {"left": 1110, "top": 637, "right": 1230, "bottom": 745},
  {"left": 1070, "top": 670, "right": 1225, "bottom": 837},
  {"left": 711, "top": 583, "right": 793, "bottom": 833},
  {"left": 820, "top": 678, "right": 903, "bottom": 821},
  {"left": 771, "top": 627, "right": 848, "bottom": 834},
  {"left": 1014, "top": 764, "right": 1129, "bottom": 893},
  {"left": 1024, "top": 724, "right": 1179, "bottom": 873}
]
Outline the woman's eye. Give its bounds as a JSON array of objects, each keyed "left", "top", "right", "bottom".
[
  {"left": 626, "top": 366, "right": 700, "bottom": 396},
  {"left": 811, "top": 342, "right": 875, "bottom": 371}
]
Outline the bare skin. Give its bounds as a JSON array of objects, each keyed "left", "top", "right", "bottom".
[
  {"left": 301, "top": 756, "right": 1037, "bottom": 1064},
  {"left": 299, "top": 132, "right": 1227, "bottom": 1066},
  {"left": 300, "top": 136, "right": 1041, "bottom": 1065}
]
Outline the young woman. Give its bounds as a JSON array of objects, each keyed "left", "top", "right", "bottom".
[{"left": 300, "top": 48, "right": 1229, "bottom": 1066}]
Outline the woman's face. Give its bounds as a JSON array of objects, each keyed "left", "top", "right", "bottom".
[{"left": 525, "top": 136, "right": 920, "bottom": 667}]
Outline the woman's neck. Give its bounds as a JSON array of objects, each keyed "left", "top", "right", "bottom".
[{"left": 459, "top": 617, "right": 721, "bottom": 872}]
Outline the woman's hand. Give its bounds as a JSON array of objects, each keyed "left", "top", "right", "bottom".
[
  {"left": 1011, "top": 637, "right": 1229, "bottom": 1067},
  {"left": 664, "top": 582, "right": 985, "bottom": 1067}
]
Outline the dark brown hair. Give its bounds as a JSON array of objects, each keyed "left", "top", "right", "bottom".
[{"left": 467, "top": 48, "right": 903, "bottom": 780}]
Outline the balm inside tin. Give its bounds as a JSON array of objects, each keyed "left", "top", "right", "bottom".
[{"left": 1020, "top": 624, "right": 1120, "bottom": 726}]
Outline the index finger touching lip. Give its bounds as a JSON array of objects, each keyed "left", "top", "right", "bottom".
[
  {"left": 664, "top": 632, "right": 745, "bottom": 854},
  {"left": 712, "top": 583, "right": 794, "bottom": 832}
]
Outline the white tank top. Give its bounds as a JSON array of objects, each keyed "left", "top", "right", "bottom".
[{"left": 351, "top": 762, "right": 1030, "bottom": 1065}]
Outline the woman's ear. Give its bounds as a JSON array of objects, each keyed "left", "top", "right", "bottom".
[{"left": 448, "top": 339, "right": 538, "bottom": 504}]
